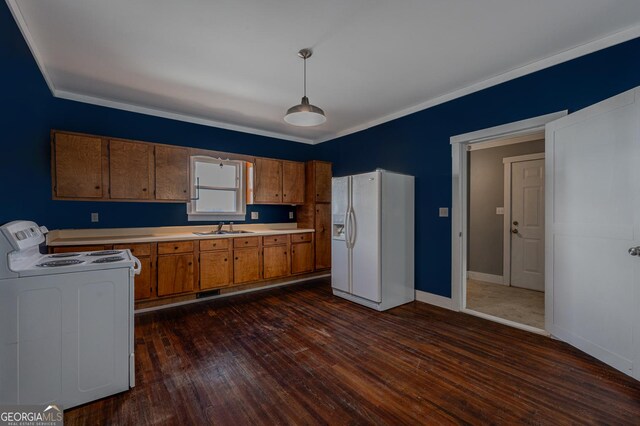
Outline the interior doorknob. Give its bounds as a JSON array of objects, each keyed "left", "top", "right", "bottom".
[
  {"left": 511, "top": 229, "right": 518, "bottom": 234},
  {"left": 629, "top": 247, "right": 640, "bottom": 256}
]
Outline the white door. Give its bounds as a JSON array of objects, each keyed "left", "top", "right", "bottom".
[
  {"left": 331, "top": 177, "right": 350, "bottom": 293},
  {"left": 351, "top": 172, "right": 381, "bottom": 302},
  {"left": 511, "top": 159, "right": 545, "bottom": 291},
  {"left": 546, "top": 88, "right": 640, "bottom": 380}
]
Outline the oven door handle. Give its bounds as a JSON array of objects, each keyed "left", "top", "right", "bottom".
[{"left": 133, "top": 257, "right": 142, "bottom": 275}]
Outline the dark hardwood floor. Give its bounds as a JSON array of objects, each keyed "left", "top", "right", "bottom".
[{"left": 65, "top": 278, "right": 640, "bottom": 425}]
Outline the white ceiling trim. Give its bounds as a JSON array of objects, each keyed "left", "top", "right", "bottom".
[
  {"left": 7, "top": 0, "right": 640, "bottom": 146},
  {"left": 314, "top": 23, "right": 640, "bottom": 144}
]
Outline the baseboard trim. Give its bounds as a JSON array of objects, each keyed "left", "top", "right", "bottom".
[
  {"left": 467, "top": 271, "right": 506, "bottom": 285},
  {"left": 135, "top": 274, "right": 331, "bottom": 314},
  {"left": 415, "top": 290, "right": 456, "bottom": 311}
]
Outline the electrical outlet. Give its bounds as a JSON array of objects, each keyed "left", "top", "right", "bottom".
[
  {"left": 91, "top": 212, "right": 99, "bottom": 223},
  {"left": 438, "top": 207, "right": 449, "bottom": 218},
  {"left": 251, "top": 212, "right": 259, "bottom": 220},
  {"left": 289, "top": 211, "right": 294, "bottom": 219}
]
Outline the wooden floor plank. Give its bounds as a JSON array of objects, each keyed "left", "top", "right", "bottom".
[{"left": 64, "top": 278, "right": 640, "bottom": 425}]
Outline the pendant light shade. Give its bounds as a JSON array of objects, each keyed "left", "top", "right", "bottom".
[{"left": 284, "top": 49, "right": 326, "bottom": 127}]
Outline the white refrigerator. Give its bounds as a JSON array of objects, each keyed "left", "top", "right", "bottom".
[{"left": 331, "top": 169, "right": 415, "bottom": 311}]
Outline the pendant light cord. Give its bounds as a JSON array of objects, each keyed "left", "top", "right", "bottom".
[{"left": 303, "top": 56, "right": 307, "bottom": 97}]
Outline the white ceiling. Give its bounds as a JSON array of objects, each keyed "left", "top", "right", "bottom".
[{"left": 8, "top": 0, "right": 640, "bottom": 144}]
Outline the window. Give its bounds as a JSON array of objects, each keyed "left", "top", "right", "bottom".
[{"left": 187, "top": 156, "right": 246, "bottom": 221}]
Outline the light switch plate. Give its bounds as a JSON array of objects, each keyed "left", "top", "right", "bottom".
[
  {"left": 496, "top": 207, "right": 504, "bottom": 215},
  {"left": 289, "top": 211, "right": 294, "bottom": 219},
  {"left": 250, "top": 212, "right": 259, "bottom": 220},
  {"left": 91, "top": 212, "right": 99, "bottom": 223},
  {"left": 439, "top": 207, "right": 449, "bottom": 217}
]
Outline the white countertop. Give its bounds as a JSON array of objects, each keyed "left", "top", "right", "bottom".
[{"left": 47, "top": 223, "right": 314, "bottom": 246}]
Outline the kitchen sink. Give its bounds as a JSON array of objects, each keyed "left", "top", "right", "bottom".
[{"left": 193, "top": 230, "right": 253, "bottom": 236}]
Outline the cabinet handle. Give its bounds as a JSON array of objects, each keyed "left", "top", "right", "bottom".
[
  {"left": 316, "top": 193, "right": 319, "bottom": 197},
  {"left": 95, "top": 186, "right": 101, "bottom": 190},
  {"left": 235, "top": 257, "right": 238, "bottom": 260},
  {"left": 142, "top": 188, "right": 147, "bottom": 192},
  {"left": 283, "top": 194, "right": 287, "bottom": 197},
  {"left": 174, "top": 247, "right": 178, "bottom": 250},
  {"left": 224, "top": 258, "right": 227, "bottom": 262},
  {"left": 274, "top": 239, "right": 278, "bottom": 242},
  {"left": 284, "top": 252, "right": 287, "bottom": 255},
  {"left": 275, "top": 194, "right": 279, "bottom": 197},
  {"left": 183, "top": 189, "right": 187, "bottom": 193},
  {"left": 244, "top": 241, "right": 248, "bottom": 244},
  {"left": 188, "top": 262, "right": 192, "bottom": 266}
]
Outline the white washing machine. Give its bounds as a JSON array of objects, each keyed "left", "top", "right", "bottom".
[{"left": 0, "top": 220, "right": 140, "bottom": 409}]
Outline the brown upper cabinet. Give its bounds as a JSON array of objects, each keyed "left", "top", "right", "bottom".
[
  {"left": 253, "top": 158, "right": 305, "bottom": 205},
  {"left": 51, "top": 130, "right": 189, "bottom": 203},
  {"left": 155, "top": 145, "right": 189, "bottom": 201},
  {"left": 254, "top": 158, "right": 283, "bottom": 204},
  {"left": 109, "top": 139, "right": 154, "bottom": 200},
  {"left": 314, "top": 161, "right": 332, "bottom": 203},
  {"left": 282, "top": 161, "right": 305, "bottom": 204},
  {"left": 52, "top": 132, "right": 108, "bottom": 199}
]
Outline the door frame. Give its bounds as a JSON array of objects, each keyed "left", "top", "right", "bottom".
[
  {"left": 450, "top": 111, "right": 567, "bottom": 333},
  {"left": 502, "top": 153, "right": 545, "bottom": 286}
]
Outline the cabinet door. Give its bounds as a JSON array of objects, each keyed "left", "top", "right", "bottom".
[
  {"left": 315, "top": 203, "right": 332, "bottom": 270},
  {"left": 263, "top": 245, "right": 290, "bottom": 279},
  {"left": 53, "top": 133, "right": 106, "bottom": 199},
  {"left": 155, "top": 145, "right": 189, "bottom": 201},
  {"left": 234, "top": 248, "right": 260, "bottom": 284},
  {"left": 291, "top": 241, "right": 313, "bottom": 274},
  {"left": 109, "top": 139, "right": 154, "bottom": 199},
  {"left": 254, "top": 158, "right": 282, "bottom": 204},
  {"left": 134, "top": 257, "right": 152, "bottom": 300},
  {"left": 200, "top": 251, "right": 232, "bottom": 290},
  {"left": 314, "top": 162, "right": 332, "bottom": 203},
  {"left": 282, "top": 161, "right": 305, "bottom": 204},
  {"left": 157, "top": 254, "right": 195, "bottom": 296}
]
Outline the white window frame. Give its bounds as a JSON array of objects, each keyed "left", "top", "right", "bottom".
[{"left": 187, "top": 156, "right": 247, "bottom": 221}]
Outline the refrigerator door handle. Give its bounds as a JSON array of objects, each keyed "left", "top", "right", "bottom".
[
  {"left": 348, "top": 209, "right": 357, "bottom": 248},
  {"left": 344, "top": 209, "right": 351, "bottom": 248}
]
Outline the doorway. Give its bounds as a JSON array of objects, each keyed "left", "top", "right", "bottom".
[
  {"left": 450, "top": 111, "right": 567, "bottom": 335},
  {"left": 466, "top": 136, "right": 545, "bottom": 330}
]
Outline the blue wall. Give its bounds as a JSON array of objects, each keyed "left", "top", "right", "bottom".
[
  {"left": 0, "top": 3, "right": 314, "bottom": 229},
  {"left": 315, "top": 37, "right": 640, "bottom": 297}
]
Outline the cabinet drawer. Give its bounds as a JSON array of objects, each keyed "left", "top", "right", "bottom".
[
  {"left": 199, "top": 239, "right": 230, "bottom": 251},
  {"left": 158, "top": 241, "right": 194, "bottom": 255},
  {"left": 114, "top": 243, "right": 151, "bottom": 256},
  {"left": 233, "top": 237, "right": 259, "bottom": 248},
  {"left": 290, "top": 233, "right": 312, "bottom": 243},
  {"left": 262, "top": 234, "right": 289, "bottom": 246}
]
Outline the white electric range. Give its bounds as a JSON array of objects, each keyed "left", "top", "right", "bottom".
[{"left": 0, "top": 220, "right": 140, "bottom": 409}]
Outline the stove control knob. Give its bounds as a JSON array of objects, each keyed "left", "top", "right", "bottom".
[{"left": 15, "top": 230, "right": 27, "bottom": 240}]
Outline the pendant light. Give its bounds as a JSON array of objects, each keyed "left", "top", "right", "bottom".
[{"left": 284, "top": 48, "right": 326, "bottom": 127}]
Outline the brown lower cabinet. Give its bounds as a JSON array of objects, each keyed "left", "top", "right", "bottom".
[
  {"left": 315, "top": 204, "right": 332, "bottom": 270},
  {"left": 157, "top": 241, "right": 196, "bottom": 297},
  {"left": 234, "top": 247, "right": 261, "bottom": 284},
  {"left": 291, "top": 241, "right": 313, "bottom": 274},
  {"left": 200, "top": 251, "right": 232, "bottom": 290},
  {"left": 263, "top": 245, "right": 290, "bottom": 279},
  {"left": 114, "top": 243, "right": 154, "bottom": 301},
  {"left": 50, "top": 232, "right": 320, "bottom": 307}
]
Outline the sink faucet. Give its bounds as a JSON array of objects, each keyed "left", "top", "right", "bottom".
[
  {"left": 217, "top": 222, "right": 224, "bottom": 233},
  {"left": 229, "top": 222, "right": 234, "bottom": 232}
]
